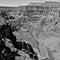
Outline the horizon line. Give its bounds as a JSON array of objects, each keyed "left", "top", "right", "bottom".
[{"left": 0, "top": 1, "right": 60, "bottom": 7}]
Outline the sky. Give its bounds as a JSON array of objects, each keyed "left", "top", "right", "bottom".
[{"left": 0, "top": 0, "right": 60, "bottom": 7}]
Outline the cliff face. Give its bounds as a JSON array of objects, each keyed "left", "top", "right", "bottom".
[{"left": 0, "top": 1, "right": 60, "bottom": 60}]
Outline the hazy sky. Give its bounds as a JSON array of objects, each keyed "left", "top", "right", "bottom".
[{"left": 0, "top": 0, "right": 60, "bottom": 6}]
